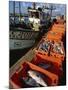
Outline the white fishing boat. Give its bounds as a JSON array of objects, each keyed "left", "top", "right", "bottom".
[
  {"left": 9, "top": 2, "right": 39, "bottom": 50},
  {"left": 9, "top": 2, "right": 52, "bottom": 50}
]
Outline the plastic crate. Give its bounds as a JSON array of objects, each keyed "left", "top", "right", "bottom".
[
  {"left": 50, "top": 41, "right": 65, "bottom": 61},
  {"left": 35, "top": 38, "right": 51, "bottom": 56},
  {"left": 52, "top": 23, "right": 65, "bottom": 28},
  {"left": 44, "top": 31, "right": 63, "bottom": 41},
  {"left": 10, "top": 61, "right": 59, "bottom": 88},
  {"left": 26, "top": 62, "right": 59, "bottom": 86},
  {"left": 35, "top": 53, "right": 62, "bottom": 69},
  {"left": 31, "top": 55, "right": 63, "bottom": 77}
]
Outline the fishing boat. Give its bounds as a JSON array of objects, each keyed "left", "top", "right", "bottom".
[
  {"left": 9, "top": 2, "right": 54, "bottom": 50},
  {"left": 10, "top": 2, "right": 38, "bottom": 50}
]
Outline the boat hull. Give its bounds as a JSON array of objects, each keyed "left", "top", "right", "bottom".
[
  {"left": 10, "top": 39, "right": 35, "bottom": 50},
  {"left": 10, "top": 29, "right": 39, "bottom": 50}
]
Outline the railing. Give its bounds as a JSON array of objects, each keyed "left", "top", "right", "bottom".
[{"left": 10, "top": 28, "right": 39, "bottom": 40}]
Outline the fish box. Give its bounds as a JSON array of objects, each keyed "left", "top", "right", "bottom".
[
  {"left": 51, "top": 26, "right": 65, "bottom": 31},
  {"left": 56, "top": 19, "right": 65, "bottom": 24},
  {"left": 52, "top": 24, "right": 65, "bottom": 30},
  {"left": 52, "top": 23, "right": 65, "bottom": 28},
  {"left": 31, "top": 55, "right": 63, "bottom": 77},
  {"left": 50, "top": 41, "right": 65, "bottom": 61},
  {"left": 26, "top": 62, "right": 59, "bottom": 86},
  {"left": 35, "top": 39, "right": 51, "bottom": 56},
  {"left": 51, "top": 23, "right": 65, "bottom": 30},
  {"left": 10, "top": 61, "right": 58, "bottom": 88},
  {"left": 45, "top": 31, "right": 63, "bottom": 41},
  {"left": 52, "top": 29, "right": 65, "bottom": 34},
  {"left": 52, "top": 25, "right": 65, "bottom": 29},
  {"left": 51, "top": 25, "right": 65, "bottom": 36},
  {"left": 34, "top": 53, "right": 62, "bottom": 69}
]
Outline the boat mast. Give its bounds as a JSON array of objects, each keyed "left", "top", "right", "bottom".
[
  {"left": 50, "top": 5, "right": 55, "bottom": 17},
  {"left": 33, "top": 2, "right": 36, "bottom": 9},
  {"left": 13, "top": 1, "right": 15, "bottom": 26},
  {"left": 43, "top": 4, "right": 56, "bottom": 17},
  {"left": 19, "top": 2, "right": 21, "bottom": 23}
]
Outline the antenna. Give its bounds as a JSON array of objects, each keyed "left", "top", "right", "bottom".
[
  {"left": 19, "top": 2, "right": 21, "bottom": 23},
  {"left": 13, "top": 1, "right": 15, "bottom": 26},
  {"left": 42, "top": 4, "right": 56, "bottom": 17},
  {"left": 50, "top": 5, "right": 56, "bottom": 17},
  {"left": 33, "top": 2, "right": 36, "bottom": 9}
]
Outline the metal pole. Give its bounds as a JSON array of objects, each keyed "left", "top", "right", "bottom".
[
  {"left": 13, "top": 1, "right": 15, "bottom": 26},
  {"left": 19, "top": 2, "right": 21, "bottom": 23},
  {"left": 50, "top": 5, "right": 53, "bottom": 17},
  {"left": 33, "top": 2, "right": 36, "bottom": 9}
]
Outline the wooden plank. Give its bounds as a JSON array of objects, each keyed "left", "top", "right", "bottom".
[{"left": 9, "top": 49, "right": 36, "bottom": 78}]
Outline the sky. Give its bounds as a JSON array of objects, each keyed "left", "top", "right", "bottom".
[{"left": 9, "top": 1, "right": 66, "bottom": 16}]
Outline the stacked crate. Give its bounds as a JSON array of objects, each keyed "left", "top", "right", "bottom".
[
  {"left": 10, "top": 20, "right": 66, "bottom": 88},
  {"left": 33, "top": 21, "right": 65, "bottom": 85}
]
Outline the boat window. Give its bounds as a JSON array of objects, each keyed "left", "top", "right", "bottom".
[{"left": 29, "top": 11, "right": 39, "bottom": 19}]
